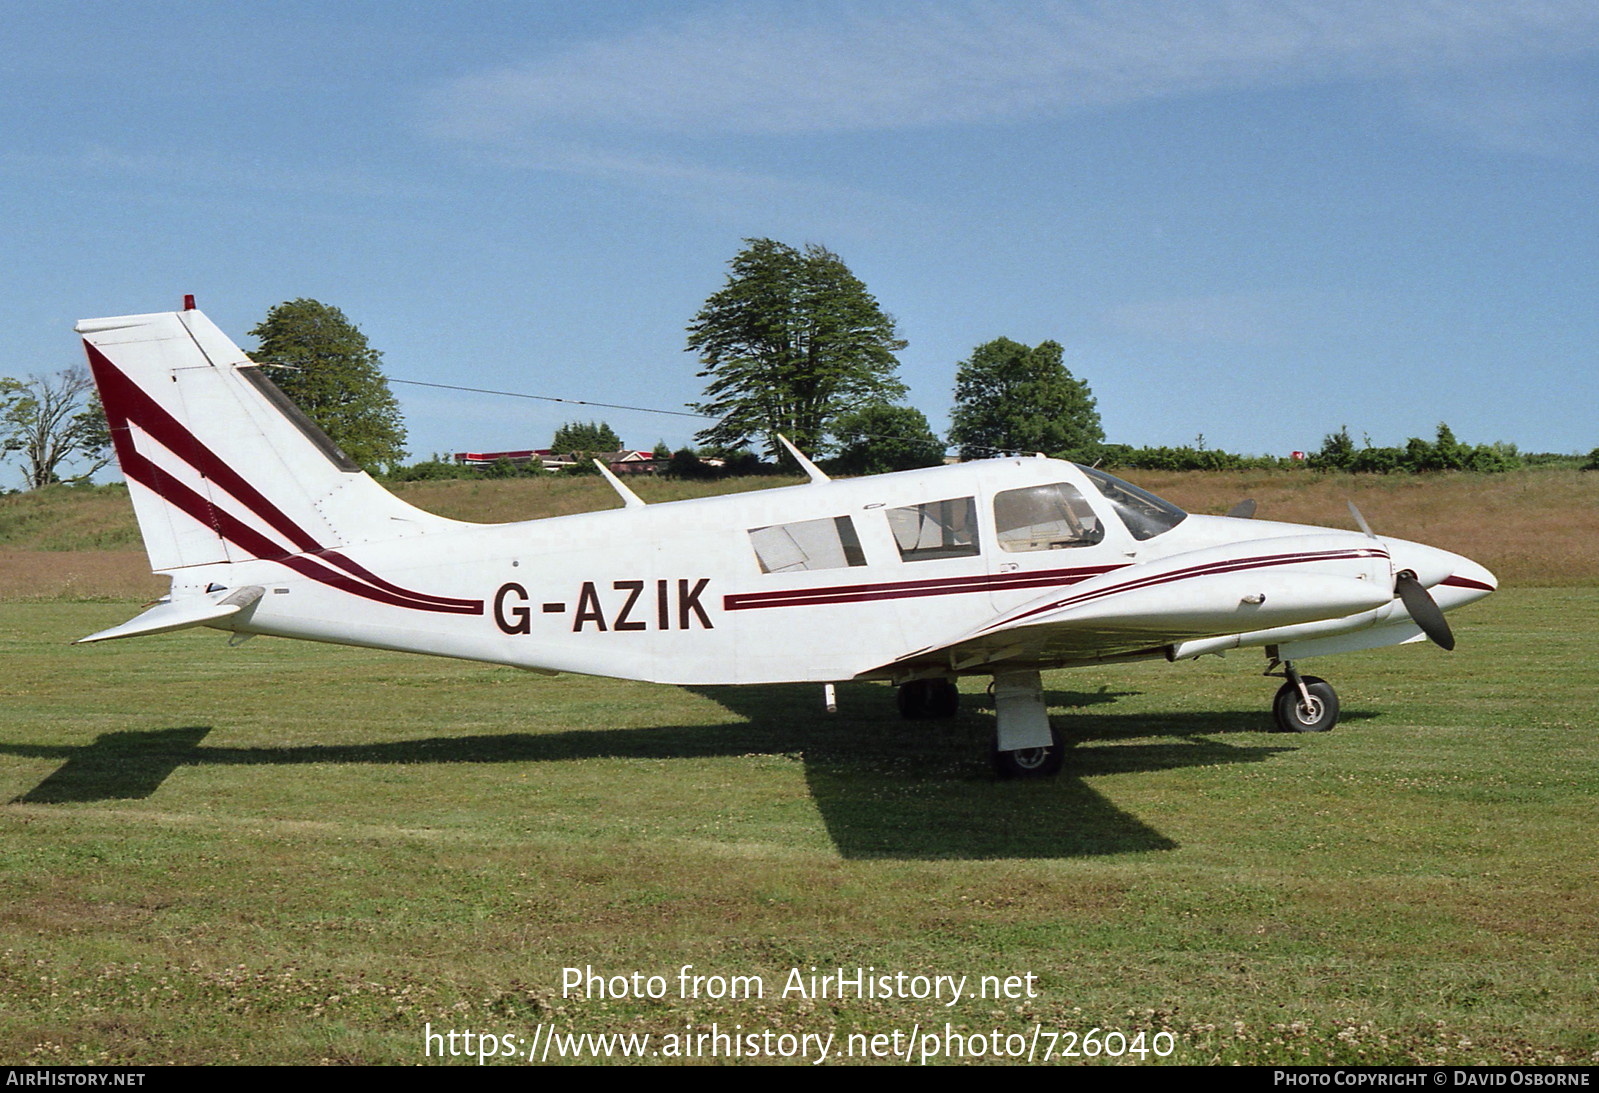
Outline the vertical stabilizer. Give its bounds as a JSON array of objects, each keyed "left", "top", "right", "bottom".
[{"left": 79, "top": 308, "right": 466, "bottom": 574}]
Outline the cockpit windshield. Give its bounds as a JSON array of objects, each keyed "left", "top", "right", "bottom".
[{"left": 1077, "top": 465, "right": 1188, "bottom": 541}]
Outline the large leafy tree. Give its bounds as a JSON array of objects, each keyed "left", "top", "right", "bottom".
[
  {"left": 0, "top": 369, "right": 112, "bottom": 489},
  {"left": 829, "top": 403, "right": 946, "bottom": 476},
  {"left": 948, "top": 338, "right": 1103, "bottom": 460},
  {"left": 249, "top": 299, "right": 407, "bottom": 472},
  {"left": 687, "top": 239, "right": 907, "bottom": 460},
  {"left": 551, "top": 421, "right": 622, "bottom": 454}
]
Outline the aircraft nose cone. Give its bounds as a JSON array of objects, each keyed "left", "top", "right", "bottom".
[
  {"left": 1440, "top": 554, "right": 1497, "bottom": 599},
  {"left": 1382, "top": 537, "right": 1496, "bottom": 609},
  {"left": 1380, "top": 538, "right": 1461, "bottom": 588}
]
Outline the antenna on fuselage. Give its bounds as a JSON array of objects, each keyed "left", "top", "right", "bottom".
[
  {"left": 594, "top": 459, "right": 646, "bottom": 508},
  {"left": 777, "top": 435, "right": 830, "bottom": 484}
]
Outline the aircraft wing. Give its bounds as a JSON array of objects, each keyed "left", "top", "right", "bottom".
[{"left": 864, "top": 533, "right": 1395, "bottom": 678}]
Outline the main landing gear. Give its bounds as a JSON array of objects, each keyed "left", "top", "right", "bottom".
[
  {"left": 1268, "top": 658, "right": 1340, "bottom": 733},
  {"left": 988, "top": 669, "right": 1064, "bottom": 778},
  {"left": 990, "top": 730, "right": 1065, "bottom": 779},
  {"left": 896, "top": 677, "right": 960, "bottom": 720},
  {"left": 895, "top": 672, "right": 1064, "bottom": 778}
]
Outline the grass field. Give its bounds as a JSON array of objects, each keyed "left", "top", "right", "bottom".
[
  {"left": 0, "top": 469, "right": 1595, "bottom": 1065},
  {"left": 0, "top": 590, "right": 1595, "bottom": 1065}
]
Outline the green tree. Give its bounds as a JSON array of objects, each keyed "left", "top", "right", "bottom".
[
  {"left": 829, "top": 403, "right": 946, "bottom": 475},
  {"left": 687, "top": 239, "right": 907, "bottom": 461},
  {"left": 0, "top": 369, "right": 113, "bottom": 489},
  {"left": 551, "top": 421, "right": 622, "bottom": 454},
  {"left": 666, "top": 447, "right": 715, "bottom": 479},
  {"left": 1425, "top": 422, "right": 1466, "bottom": 471},
  {"left": 1307, "top": 425, "right": 1355, "bottom": 471},
  {"left": 947, "top": 338, "right": 1102, "bottom": 460},
  {"left": 248, "top": 299, "right": 407, "bottom": 472}
]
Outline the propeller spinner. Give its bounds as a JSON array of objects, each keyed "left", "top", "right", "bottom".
[{"left": 1348, "top": 501, "right": 1457, "bottom": 651}]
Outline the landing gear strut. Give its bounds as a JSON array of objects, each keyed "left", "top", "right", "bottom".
[{"left": 1268, "top": 659, "right": 1339, "bottom": 733}]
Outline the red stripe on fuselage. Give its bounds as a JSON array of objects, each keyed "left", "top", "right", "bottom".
[
  {"left": 723, "top": 563, "right": 1126, "bottom": 611},
  {"left": 980, "top": 547, "right": 1389, "bottom": 633}
]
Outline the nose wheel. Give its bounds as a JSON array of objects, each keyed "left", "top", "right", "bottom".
[{"left": 1269, "top": 661, "right": 1339, "bottom": 733}]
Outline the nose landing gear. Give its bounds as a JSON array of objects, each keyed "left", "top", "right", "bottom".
[{"left": 1268, "top": 658, "right": 1339, "bottom": 733}]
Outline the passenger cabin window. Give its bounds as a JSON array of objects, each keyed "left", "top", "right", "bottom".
[
  {"left": 994, "top": 483, "right": 1104, "bottom": 551},
  {"left": 748, "top": 516, "right": 867, "bottom": 574},
  {"left": 887, "top": 497, "right": 980, "bottom": 562}
]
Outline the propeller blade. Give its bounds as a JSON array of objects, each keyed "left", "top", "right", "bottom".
[
  {"left": 1396, "top": 573, "right": 1456, "bottom": 651},
  {"left": 1225, "top": 499, "right": 1257, "bottom": 519},
  {"left": 1347, "top": 501, "right": 1376, "bottom": 538}
]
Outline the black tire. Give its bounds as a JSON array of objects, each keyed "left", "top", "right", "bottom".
[
  {"left": 926, "top": 679, "right": 960, "bottom": 719},
  {"left": 898, "top": 679, "right": 959, "bottom": 720},
  {"left": 897, "top": 680, "right": 929, "bottom": 719},
  {"left": 1272, "top": 676, "right": 1339, "bottom": 733},
  {"left": 992, "top": 726, "right": 1065, "bottom": 779}
]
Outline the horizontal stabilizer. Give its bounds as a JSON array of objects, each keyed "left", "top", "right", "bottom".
[{"left": 76, "top": 586, "right": 263, "bottom": 644}]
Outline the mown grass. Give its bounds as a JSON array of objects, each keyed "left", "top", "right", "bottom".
[{"left": 0, "top": 589, "right": 1593, "bottom": 1065}]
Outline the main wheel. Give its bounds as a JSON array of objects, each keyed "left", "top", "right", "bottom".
[
  {"left": 898, "top": 679, "right": 960, "bottom": 720},
  {"left": 992, "top": 726, "right": 1065, "bottom": 779},
  {"left": 926, "top": 678, "right": 959, "bottom": 719},
  {"left": 1272, "top": 676, "right": 1339, "bottom": 733},
  {"left": 897, "top": 680, "right": 929, "bottom": 719}
]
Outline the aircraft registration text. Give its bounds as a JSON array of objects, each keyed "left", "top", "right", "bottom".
[{"left": 493, "top": 580, "right": 714, "bottom": 634}]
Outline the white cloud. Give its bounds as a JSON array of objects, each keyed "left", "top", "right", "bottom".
[
  {"left": 469, "top": 142, "right": 928, "bottom": 228},
  {"left": 424, "top": 0, "right": 1599, "bottom": 141},
  {"left": 1404, "top": 66, "right": 1599, "bottom": 161},
  {"left": 0, "top": 147, "right": 418, "bottom": 199}
]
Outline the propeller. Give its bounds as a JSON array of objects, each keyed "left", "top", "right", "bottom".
[
  {"left": 1346, "top": 500, "right": 1376, "bottom": 538},
  {"left": 1395, "top": 571, "right": 1456, "bottom": 651},
  {"left": 1348, "top": 501, "right": 1455, "bottom": 651},
  {"left": 1225, "top": 498, "right": 1257, "bottom": 519}
]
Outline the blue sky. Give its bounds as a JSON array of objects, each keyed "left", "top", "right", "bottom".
[{"left": 5, "top": 0, "right": 1596, "bottom": 471}]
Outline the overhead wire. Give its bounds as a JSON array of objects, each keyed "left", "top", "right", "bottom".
[
  {"left": 388, "top": 376, "right": 1018, "bottom": 458},
  {"left": 389, "top": 377, "right": 717, "bottom": 420}
]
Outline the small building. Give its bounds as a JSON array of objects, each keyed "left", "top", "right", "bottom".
[{"left": 453, "top": 449, "right": 664, "bottom": 474}]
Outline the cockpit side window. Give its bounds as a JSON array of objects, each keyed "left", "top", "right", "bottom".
[
  {"left": 748, "top": 516, "right": 867, "bottom": 574},
  {"left": 1078, "top": 466, "right": 1188, "bottom": 541},
  {"left": 994, "top": 483, "right": 1105, "bottom": 551},
  {"left": 886, "top": 497, "right": 980, "bottom": 561}
]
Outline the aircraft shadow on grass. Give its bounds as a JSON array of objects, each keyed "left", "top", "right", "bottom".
[{"left": 3, "top": 684, "right": 1373, "bottom": 860}]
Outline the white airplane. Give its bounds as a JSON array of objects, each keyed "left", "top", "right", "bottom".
[{"left": 75, "top": 303, "right": 1496, "bottom": 777}]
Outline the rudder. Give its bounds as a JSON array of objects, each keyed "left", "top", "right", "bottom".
[{"left": 79, "top": 306, "right": 464, "bottom": 574}]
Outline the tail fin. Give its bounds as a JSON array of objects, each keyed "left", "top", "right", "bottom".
[{"left": 79, "top": 306, "right": 464, "bottom": 574}]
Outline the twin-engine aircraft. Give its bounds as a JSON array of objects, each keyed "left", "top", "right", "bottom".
[{"left": 76, "top": 303, "right": 1495, "bottom": 777}]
